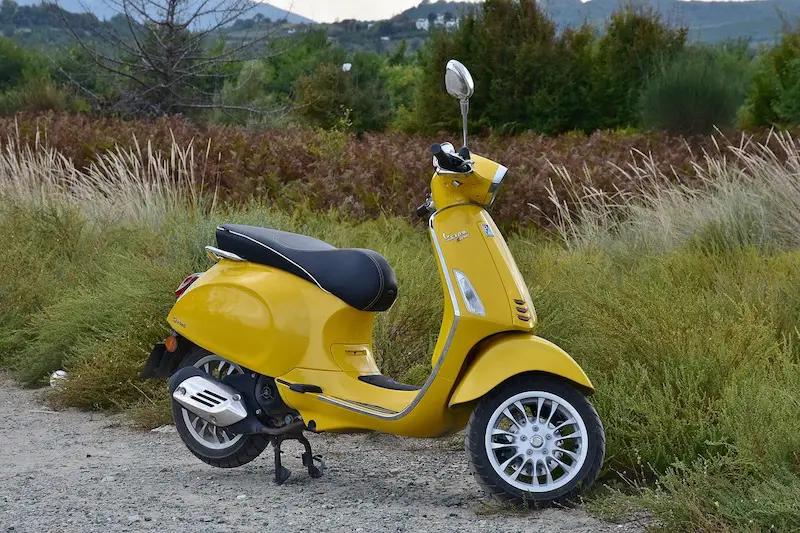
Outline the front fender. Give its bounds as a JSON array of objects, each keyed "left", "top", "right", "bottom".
[{"left": 448, "top": 333, "right": 593, "bottom": 408}]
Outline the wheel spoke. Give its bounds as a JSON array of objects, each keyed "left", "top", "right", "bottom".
[
  {"left": 203, "top": 363, "right": 210, "bottom": 373},
  {"left": 531, "top": 459, "right": 540, "bottom": 486},
  {"left": 491, "top": 441, "right": 516, "bottom": 450},
  {"left": 502, "top": 408, "right": 521, "bottom": 428},
  {"left": 545, "top": 400, "right": 559, "bottom": 426},
  {"left": 555, "top": 447, "right": 578, "bottom": 458},
  {"left": 510, "top": 458, "right": 529, "bottom": 480},
  {"left": 500, "top": 452, "right": 523, "bottom": 471},
  {"left": 544, "top": 459, "right": 554, "bottom": 485},
  {"left": 551, "top": 455, "right": 572, "bottom": 472},
  {"left": 512, "top": 401, "right": 529, "bottom": 425},
  {"left": 557, "top": 432, "right": 583, "bottom": 440},
  {"left": 553, "top": 418, "right": 576, "bottom": 432},
  {"left": 226, "top": 365, "right": 235, "bottom": 376},
  {"left": 492, "top": 428, "right": 516, "bottom": 438},
  {"left": 535, "top": 397, "right": 544, "bottom": 422},
  {"left": 199, "top": 420, "right": 208, "bottom": 437}
]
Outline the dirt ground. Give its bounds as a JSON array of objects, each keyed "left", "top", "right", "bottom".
[{"left": 0, "top": 375, "right": 645, "bottom": 532}]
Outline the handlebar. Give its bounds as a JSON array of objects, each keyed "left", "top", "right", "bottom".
[{"left": 430, "top": 143, "right": 471, "bottom": 174}]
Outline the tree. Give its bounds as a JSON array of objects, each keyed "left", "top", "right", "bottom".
[
  {"left": 591, "top": 5, "right": 687, "bottom": 129},
  {"left": 294, "top": 51, "right": 392, "bottom": 132},
  {"left": 742, "top": 27, "right": 800, "bottom": 128},
  {"left": 62, "top": 0, "right": 289, "bottom": 117}
]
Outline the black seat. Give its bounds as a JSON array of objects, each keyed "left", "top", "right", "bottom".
[{"left": 216, "top": 224, "right": 398, "bottom": 312}]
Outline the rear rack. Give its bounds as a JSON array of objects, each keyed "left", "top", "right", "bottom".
[{"left": 205, "top": 246, "right": 245, "bottom": 263}]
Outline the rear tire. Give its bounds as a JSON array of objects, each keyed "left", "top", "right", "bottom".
[
  {"left": 466, "top": 375, "right": 605, "bottom": 507},
  {"left": 172, "top": 348, "right": 269, "bottom": 468}
]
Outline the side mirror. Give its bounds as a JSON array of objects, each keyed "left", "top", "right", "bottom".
[
  {"left": 444, "top": 60, "right": 474, "bottom": 149},
  {"left": 445, "top": 60, "right": 474, "bottom": 101}
]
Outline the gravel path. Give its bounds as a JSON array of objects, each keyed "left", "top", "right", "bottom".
[{"left": 1, "top": 376, "right": 642, "bottom": 533}]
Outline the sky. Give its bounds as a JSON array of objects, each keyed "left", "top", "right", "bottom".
[{"left": 269, "top": 0, "right": 764, "bottom": 24}]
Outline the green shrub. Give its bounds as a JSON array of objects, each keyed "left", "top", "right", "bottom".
[
  {"left": 0, "top": 36, "right": 45, "bottom": 91},
  {"left": 639, "top": 46, "right": 750, "bottom": 135},
  {"left": 591, "top": 5, "right": 687, "bottom": 130},
  {"left": 294, "top": 51, "right": 393, "bottom": 133},
  {"left": 742, "top": 27, "right": 800, "bottom": 128},
  {"left": 0, "top": 80, "right": 88, "bottom": 116}
]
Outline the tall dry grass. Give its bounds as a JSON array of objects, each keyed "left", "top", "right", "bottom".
[
  {"left": 546, "top": 130, "right": 800, "bottom": 252},
  {"left": 0, "top": 126, "right": 213, "bottom": 225}
]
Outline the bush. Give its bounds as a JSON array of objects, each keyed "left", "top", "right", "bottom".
[
  {"left": 294, "top": 51, "right": 393, "bottom": 132},
  {"left": 591, "top": 5, "right": 687, "bottom": 130},
  {"left": 0, "top": 80, "right": 88, "bottom": 116},
  {"left": 0, "top": 36, "right": 45, "bottom": 91},
  {"left": 639, "top": 46, "right": 750, "bottom": 135},
  {"left": 742, "top": 27, "right": 800, "bottom": 128}
]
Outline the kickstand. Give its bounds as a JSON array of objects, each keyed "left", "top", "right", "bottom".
[
  {"left": 272, "top": 437, "right": 291, "bottom": 485},
  {"left": 299, "top": 434, "right": 325, "bottom": 479}
]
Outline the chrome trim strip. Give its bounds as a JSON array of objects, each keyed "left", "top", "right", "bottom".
[
  {"left": 314, "top": 210, "right": 461, "bottom": 420},
  {"left": 205, "top": 246, "right": 244, "bottom": 262},
  {"left": 487, "top": 165, "right": 508, "bottom": 206},
  {"left": 220, "top": 227, "right": 329, "bottom": 293},
  {"left": 492, "top": 164, "right": 508, "bottom": 184}
]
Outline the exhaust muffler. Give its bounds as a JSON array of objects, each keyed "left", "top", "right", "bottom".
[{"left": 169, "top": 367, "right": 247, "bottom": 427}]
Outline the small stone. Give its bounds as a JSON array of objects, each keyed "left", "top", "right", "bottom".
[
  {"left": 236, "top": 494, "right": 247, "bottom": 500},
  {"left": 127, "top": 515, "right": 142, "bottom": 523},
  {"left": 101, "top": 476, "right": 116, "bottom": 483},
  {"left": 150, "top": 425, "right": 177, "bottom": 434}
]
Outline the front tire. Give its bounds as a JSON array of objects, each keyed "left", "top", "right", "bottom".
[
  {"left": 466, "top": 375, "right": 605, "bottom": 507},
  {"left": 172, "top": 348, "right": 269, "bottom": 468}
]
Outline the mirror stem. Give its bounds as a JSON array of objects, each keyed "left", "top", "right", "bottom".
[{"left": 460, "top": 99, "right": 469, "bottom": 149}]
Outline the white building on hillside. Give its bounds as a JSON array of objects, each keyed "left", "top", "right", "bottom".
[{"left": 415, "top": 18, "right": 430, "bottom": 31}]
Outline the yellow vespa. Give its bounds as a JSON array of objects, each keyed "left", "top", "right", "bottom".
[{"left": 141, "top": 60, "right": 604, "bottom": 506}]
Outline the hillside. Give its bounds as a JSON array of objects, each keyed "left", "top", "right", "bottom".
[
  {"left": 547, "top": 0, "right": 800, "bottom": 43},
  {"left": 394, "top": 0, "right": 800, "bottom": 43},
  {"left": 15, "top": 0, "right": 314, "bottom": 24}
]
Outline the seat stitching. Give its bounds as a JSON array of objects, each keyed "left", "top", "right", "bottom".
[
  {"left": 224, "top": 229, "right": 330, "bottom": 294},
  {"left": 363, "top": 252, "right": 385, "bottom": 311}
]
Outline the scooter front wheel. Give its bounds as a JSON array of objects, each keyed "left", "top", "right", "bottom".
[{"left": 466, "top": 375, "right": 605, "bottom": 507}]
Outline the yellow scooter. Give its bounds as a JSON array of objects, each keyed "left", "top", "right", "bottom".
[{"left": 141, "top": 60, "right": 604, "bottom": 506}]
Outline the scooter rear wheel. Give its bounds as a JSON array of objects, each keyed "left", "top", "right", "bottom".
[
  {"left": 466, "top": 375, "right": 604, "bottom": 507},
  {"left": 172, "top": 348, "right": 269, "bottom": 468}
]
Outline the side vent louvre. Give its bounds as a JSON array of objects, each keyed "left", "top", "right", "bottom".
[
  {"left": 192, "top": 390, "right": 225, "bottom": 408},
  {"left": 513, "top": 297, "right": 531, "bottom": 322}
]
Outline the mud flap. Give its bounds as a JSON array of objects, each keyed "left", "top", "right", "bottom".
[{"left": 138, "top": 343, "right": 182, "bottom": 380}]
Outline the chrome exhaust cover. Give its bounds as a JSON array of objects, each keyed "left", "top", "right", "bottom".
[{"left": 172, "top": 375, "right": 248, "bottom": 427}]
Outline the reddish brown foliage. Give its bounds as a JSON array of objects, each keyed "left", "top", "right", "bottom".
[{"left": 0, "top": 113, "right": 763, "bottom": 228}]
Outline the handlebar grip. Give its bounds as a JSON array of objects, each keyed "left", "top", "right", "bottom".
[{"left": 430, "top": 144, "right": 469, "bottom": 173}]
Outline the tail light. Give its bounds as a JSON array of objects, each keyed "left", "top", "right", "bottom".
[{"left": 175, "top": 273, "right": 202, "bottom": 299}]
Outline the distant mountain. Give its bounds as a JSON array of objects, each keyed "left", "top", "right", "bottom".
[
  {"left": 15, "top": 0, "right": 313, "bottom": 24},
  {"left": 391, "top": 1, "right": 475, "bottom": 21},
  {"left": 543, "top": 0, "right": 800, "bottom": 43},
  {"left": 393, "top": 0, "right": 800, "bottom": 43}
]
